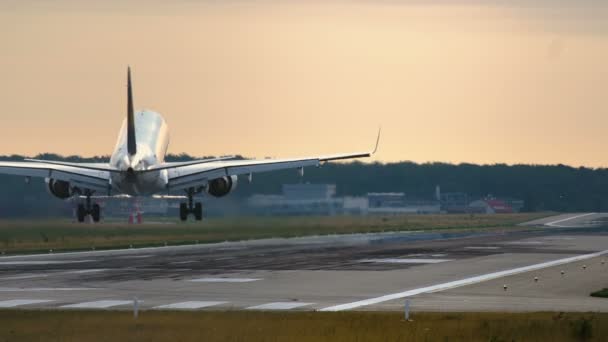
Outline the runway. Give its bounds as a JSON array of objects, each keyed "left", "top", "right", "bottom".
[{"left": 1, "top": 213, "right": 607, "bottom": 312}]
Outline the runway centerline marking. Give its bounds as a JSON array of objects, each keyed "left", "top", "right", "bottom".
[
  {"left": 320, "top": 249, "right": 608, "bottom": 312},
  {"left": 359, "top": 258, "right": 452, "bottom": 264},
  {"left": 61, "top": 300, "right": 133, "bottom": 309},
  {"left": 545, "top": 213, "right": 597, "bottom": 227},
  {"left": 154, "top": 301, "right": 227, "bottom": 309},
  {"left": 189, "top": 278, "right": 261, "bottom": 283},
  {"left": 0, "top": 299, "right": 54, "bottom": 308},
  {"left": 247, "top": 302, "right": 315, "bottom": 310}
]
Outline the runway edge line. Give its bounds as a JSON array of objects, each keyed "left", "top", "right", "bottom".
[{"left": 319, "top": 249, "right": 608, "bottom": 312}]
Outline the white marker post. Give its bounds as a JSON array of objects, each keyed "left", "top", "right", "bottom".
[
  {"left": 133, "top": 297, "right": 139, "bottom": 319},
  {"left": 404, "top": 299, "right": 410, "bottom": 321}
]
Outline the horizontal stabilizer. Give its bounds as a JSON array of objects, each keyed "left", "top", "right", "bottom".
[
  {"left": 141, "top": 156, "right": 237, "bottom": 173},
  {"left": 24, "top": 159, "right": 120, "bottom": 173}
]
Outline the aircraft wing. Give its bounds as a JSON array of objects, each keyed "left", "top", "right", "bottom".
[
  {"left": 0, "top": 161, "right": 111, "bottom": 193},
  {"left": 166, "top": 129, "right": 381, "bottom": 192}
]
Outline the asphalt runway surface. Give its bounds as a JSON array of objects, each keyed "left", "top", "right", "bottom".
[{"left": 1, "top": 213, "right": 607, "bottom": 312}]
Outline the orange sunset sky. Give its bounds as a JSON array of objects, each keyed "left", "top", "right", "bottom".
[{"left": 1, "top": 1, "right": 608, "bottom": 166}]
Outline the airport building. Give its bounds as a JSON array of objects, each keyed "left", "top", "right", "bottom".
[
  {"left": 247, "top": 184, "right": 442, "bottom": 216},
  {"left": 247, "top": 184, "right": 349, "bottom": 216},
  {"left": 368, "top": 192, "right": 440, "bottom": 214},
  {"left": 439, "top": 192, "right": 470, "bottom": 213}
]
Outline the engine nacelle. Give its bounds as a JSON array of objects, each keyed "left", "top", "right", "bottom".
[
  {"left": 45, "top": 178, "right": 74, "bottom": 199},
  {"left": 206, "top": 175, "right": 238, "bottom": 197}
]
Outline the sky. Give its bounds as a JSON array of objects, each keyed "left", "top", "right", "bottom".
[{"left": 1, "top": 1, "right": 608, "bottom": 166}]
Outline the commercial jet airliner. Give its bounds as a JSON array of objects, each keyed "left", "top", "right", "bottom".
[{"left": 0, "top": 68, "right": 379, "bottom": 222}]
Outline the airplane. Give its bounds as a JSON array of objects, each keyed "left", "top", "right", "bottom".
[{"left": 0, "top": 68, "right": 380, "bottom": 222}]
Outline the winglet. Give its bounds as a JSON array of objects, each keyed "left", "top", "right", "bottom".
[
  {"left": 371, "top": 126, "right": 381, "bottom": 155},
  {"left": 127, "top": 66, "right": 137, "bottom": 156}
]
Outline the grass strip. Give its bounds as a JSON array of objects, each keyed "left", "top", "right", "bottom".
[
  {"left": 0, "top": 310, "right": 605, "bottom": 342},
  {"left": 0, "top": 213, "right": 550, "bottom": 254}
]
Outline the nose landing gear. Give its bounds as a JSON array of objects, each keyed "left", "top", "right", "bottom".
[{"left": 180, "top": 188, "right": 203, "bottom": 221}]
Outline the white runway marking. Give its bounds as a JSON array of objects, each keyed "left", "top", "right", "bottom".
[
  {"left": 190, "top": 278, "right": 261, "bottom": 283},
  {"left": 504, "top": 241, "right": 544, "bottom": 245},
  {"left": 216, "top": 247, "right": 247, "bottom": 251},
  {"left": 0, "top": 269, "right": 105, "bottom": 280},
  {"left": 122, "top": 255, "right": 152, "bottom": 259},
  {"left": 0, "top": 274, "right": 50, "bottom": 280},
  {"left": 465, "top": 246, "right": 501, "bottom": 250},
  {"left": 0, "top": 260, "right": 94, "bottom": 266},
  {"left": 67, "top": 269, "right": 107, "bottom": 274},
  {"left": 0, "top": 287, "right": 99, "bottom": 292},
  {"left": 154, "top": 301, "right": 227, "bottom": 309},
  {"left": 359, "top": 258, "right": 452, "bottom": 264},
  {"left": 246, "top": 302, "right": 314, "bottom": 310},
  {"left": 321, "top": 249, "right": 608, "bottom": 312},
  {"left": 546, "top": 213, "right": 597, "bottom": 227},
  {"left": 170, "top": 260, "right": 198, "bottom": 265},
  {"left": 61, "top": 300, "right": 133, "bottom": 309},
  {"left": 0, "top": 299, "right": 54, "bottom": 308}
]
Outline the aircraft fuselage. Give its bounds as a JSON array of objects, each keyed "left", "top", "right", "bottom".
[{"left": 109, "top": 110, "right": 170, "bottom": 195}]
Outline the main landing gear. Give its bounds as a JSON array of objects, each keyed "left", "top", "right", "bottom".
[
  {"left": 77, "top": 191, "right": 100, "bottom": 223},
  {"left": 180, "top": 188, "right": 203, "bottom": 221}
]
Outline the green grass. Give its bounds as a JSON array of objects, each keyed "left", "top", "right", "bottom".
[
  {"left": 0, "top": 213, "right": 549, "bottom": 255},
  {"left": 590, "top": 288, "right": 608, "bottom": 298},
  {"left": 0, "top": 310, "right": 605, "bottom": 342}
]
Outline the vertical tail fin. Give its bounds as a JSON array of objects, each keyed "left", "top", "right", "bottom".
[{"left": 127, "top": 67, "right": 137, "bottom": 155}]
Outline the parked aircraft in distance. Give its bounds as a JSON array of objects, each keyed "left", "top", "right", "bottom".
[{"left": 0, "top": 68, "right": 379, "bottom": 222}]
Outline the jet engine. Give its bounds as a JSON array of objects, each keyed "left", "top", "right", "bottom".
[
  {"left": 45, "top": 178, "right": 74, "bottom": 199},
  {"left": 206, "top": 175, "right": 238, "bottom": 197}
]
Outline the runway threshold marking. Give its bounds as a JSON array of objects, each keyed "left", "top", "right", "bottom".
[
  {"left": 246, "top": 302, "right": 315, "bottom": 310},
  {"left": 320, "top": 249, "right": 608, "bottom": 312},
  {"left": 0, "top": 299, "right": 54, "bottom": 308},
  {"left": 61, "top": 300, "right": 133, "bottom": 309},
  {"left": 154, "top": 301, "right": 227, "bottom": 309},
  {"left": 189, "top": 278, "right": 261, "bottom": 283},
  {"left": 545, "top": 213, "right": 597, "bottom": 227}
]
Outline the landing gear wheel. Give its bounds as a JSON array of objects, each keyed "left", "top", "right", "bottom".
[
  {"left": 91, "top": 204, "right": 101, "bottom": 222},
  {"left": 178, "top": 187, "right": 204, "bottom": 221},
  {"left": 77, "top": 204, "right": 86, "bottom": 223},
  {"left": 179, "top": 203, "right": 188, "bottom": 221},
  {"left": 194, "top": 202, "right": 203, "bottom": 221},
  {"left": 76, "top": 191, "right": 100, "bottom": 224}
]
